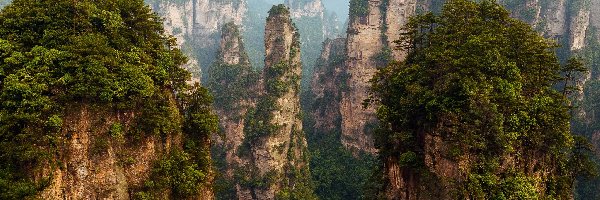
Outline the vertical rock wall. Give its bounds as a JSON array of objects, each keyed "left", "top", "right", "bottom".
[
  {"left": 38, "top": 102, "right": 213, "bottom": 200},
  {"left": 341, "top": 0, "right": 416, "bottom": 154},
  {"left": 309, "top": 38, "right": 347, "bottom": 135}
]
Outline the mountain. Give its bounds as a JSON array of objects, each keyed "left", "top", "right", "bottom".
[{"left": 0, "top": 0, "right": 217, "bottom": 199}]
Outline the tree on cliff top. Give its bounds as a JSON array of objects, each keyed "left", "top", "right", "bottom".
[
  {"left": 369, "top": 0, "right": 596, "bottom": 199},
  {"left": 0, "top": 0, "right": 217, "bottom": 199}
]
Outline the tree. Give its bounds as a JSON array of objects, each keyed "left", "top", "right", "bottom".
[
  {"left": 0, "top": 0, "right": 215, "bottom": 199},
  {"left": 369, "top": 0, "right": 595, "bottom": 198}
]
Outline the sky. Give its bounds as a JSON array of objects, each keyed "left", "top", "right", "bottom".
[{"left": 322, "top": 0, "right": 349, "bottom": 21}]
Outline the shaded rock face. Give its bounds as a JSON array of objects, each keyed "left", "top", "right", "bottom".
[
  {"left": 38, "top": 103, "right": 211, "bottom": 200},
  {"left": 341, "top": 0, "right": 416, "bottom": 154},
  {"left": 148, "top": 0, "right": 247, "bottom": 77},
  {"left": 309, "top": 38, "right": 347, "bottom": 135}
]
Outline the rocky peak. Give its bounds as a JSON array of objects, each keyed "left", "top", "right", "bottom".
[
  {"left": 264, "top": 4, "right": 299, "bottom": 68},
  {"left": 231, "top": 5, "right": 315, "bottom": 199},
  {"left": 208, "top": 21, "right": 259, "bottom": 199},
  {"left": 218, "top": 22, "right": 251, "bottom": 66}
]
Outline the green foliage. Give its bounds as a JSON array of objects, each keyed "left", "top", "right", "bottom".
[
  {"left": 0, "top": 0, "right": 215, "bottom": 198},
  {"left": 301, "top": 39, "right": 375, "bottom": 200},
  {"left": 268, "top": 4, "right": 290, "bottom": 17},
  {"left": 135, "top": 150, "right": 207, "bottom": 199},
  {"left": 372, "top": 47, "right": 393, "bottom": 67},
  {"left": 370, "top": 0, "right": 589, "bottom": 198},
  {"left": 569, "top": 9, "right": 600, "bottom": 200},
  {"left": 181, "top": 85, "right": 220, "bottom": 140},
  {"left": 207, "top": 62, "right": 258, "bottom": 113},
  {"left": 241, "top": 61, "right": 298, "bottom": 150},
  {"left": 306, "top": 129, "right": 376, "bottom": 200},
  {"left": 135, "top": 85, "right": 218, "bottom": 199},
  {"left": 109, "top": 122, "right": 124, "bottom": 140},
  {"left": 349, "top": 0, "right": 369, "bottom": 18}
]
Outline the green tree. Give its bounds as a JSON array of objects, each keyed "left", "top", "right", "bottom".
[
  {"left": 0, "top": 0, "right": 216, "bottom": 199},
  {"left": 369, "top": 0, "right": 595, "bottom": 198}
]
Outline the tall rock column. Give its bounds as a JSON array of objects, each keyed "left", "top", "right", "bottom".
[
  {"left": 207, "top": 22, "right": 259, "bottom": 199},
  {"left": 235, "top": 5, "right": 315, "bottom": 200},
  {"left": 341, "top": 0, "right": 416, "bottom": 154}
]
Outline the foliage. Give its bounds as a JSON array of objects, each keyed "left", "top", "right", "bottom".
[
  {"left": 241, "top": 61, "right": 299, "bottom": 149},
  {"left": 369, "top": 0, "right": 592, "bottom": 198},
  {"left": 134, "top": 150, "right": 207, "bottom": 199},
  {"left": 372, "top": 46, "right": 393, "bottom": 67},
  {"left": 307, "top": 129, "right": 376, "bottom": 200},
  {"left": 268, "top": 4, "right": 290, "bottom": 17},
  {"left": 301, "top": 38, "right": 376, "bottom": 200},
  {"left": 568, "top": 8, "right": 600, "bottom": 199},
  {"left": 135, "top": 85, "right": 218, "bottom": 199},
  {"left": 0, "top": 0, "right": 215, "bottom": 198},
  {"left": 207, "top": 61, "right": 256, "bottom": 109},
  {"left": 349, "top": 0, "right": 369, "bottom": 18}
]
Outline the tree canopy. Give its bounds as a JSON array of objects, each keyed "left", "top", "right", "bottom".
[
  {"left": 369, "top": 0, "right": 595, "bottom": 198},
  {"left": 0, "top": 0, "right": 216, "bottom": 199}
]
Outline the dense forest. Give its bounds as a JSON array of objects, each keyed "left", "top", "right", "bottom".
[{"left": 0, "top": 0, "right": 599, "bottom": 199}]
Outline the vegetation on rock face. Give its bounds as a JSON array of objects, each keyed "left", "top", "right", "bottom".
[
  {"left": 369, "top": 0, "right": 596, "bottom": 198},
  {"left": 206, "top": 22, "right": 258, "bottom": 116},
  {"left": 349, "top": 0, "right": 369, "bottom": 18},
  {"left": 303, "top": 39, "right": 376, "bottom": 200},
  {"left": 0, "top": 0, "right": 217, "bottom": 199},
  {"left": 571, "top": 14, "right": 600, "bottom": 200},
  {"left": 235, "top": 5, "right": 317, "bottom": 199}
]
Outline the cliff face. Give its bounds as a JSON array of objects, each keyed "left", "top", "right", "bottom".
[
  {"left": 233, "top": 5, "right": 315, "bottom": 199},
  {"left": 38, "top": 100, "right": 214, "bottom": 200},
  {"left": 39, "top": 104, "right": 177, "bottom": 199},
  {"left": 284, "top": 0, "right": 328, "bottom": 89},
  {"left": 341, "top": 0, "right": 416, "bottom": 154},
  {"left": 309, "top": 38, "right": 346, "bottom": 135},
  {"left": 493, "top": 0, "right": 600, "bottom": 52},
  {"left": 148, "top": 0, "right": 247, "bottom": 77}
]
